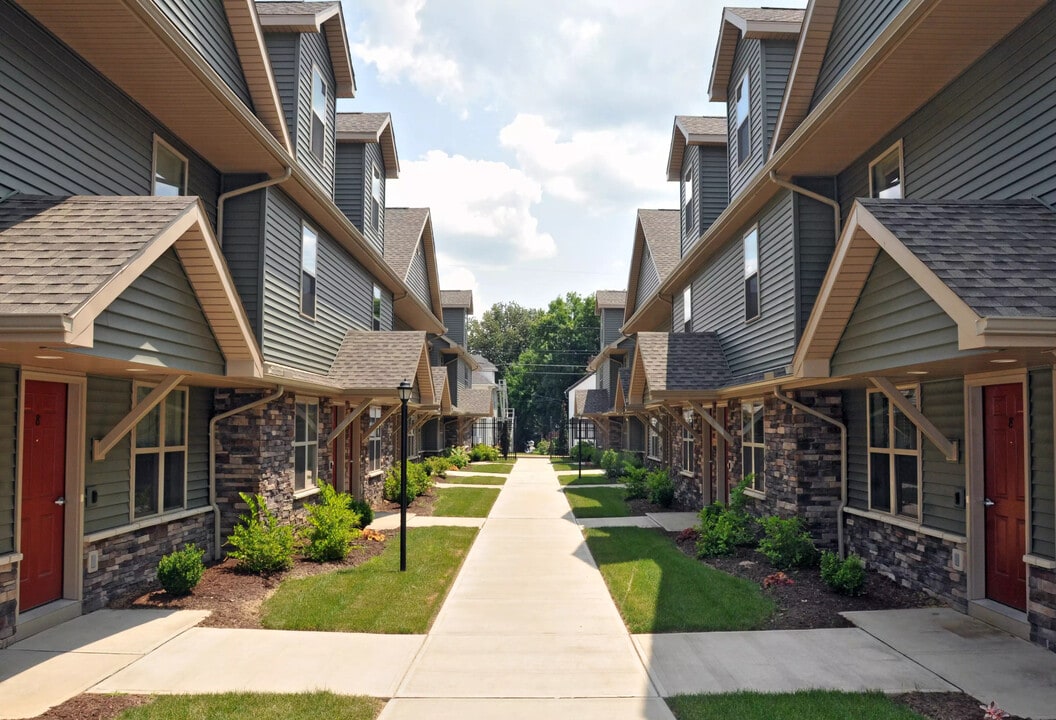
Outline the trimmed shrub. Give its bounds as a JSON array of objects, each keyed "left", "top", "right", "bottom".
[
  {"left": 423, "top": 455, "right": 450, "bottom": 479},
  {"left": 469, "top": 443, "right": 500, "bottom": 462},
  {"left": 348, "top": 498, "right": 374, "bottom": 528},
  {"left": 758, "top": 516, "right": 820, "bottom": 569},
  {"left": 227, "top": 493, "right": 295, "bottom": 574},
  {"left": 695, "top": 506, "right": 738, "bottom": 558},
  {"left": 157, "top": 544, "right": 205, "bottom": 596},
  {"left": 444, "top": 446, "right": 470, "bottom": 469},
  {"left": 303, "top": 483, "right": 361, "bottom": 562},
  {"left": 623, "top": 466, "right": 649, "bottom": 500},
  {"left": 599, "top": 449, "right": 621, "bottom": 478},
  {"left": 646, "top": 469, "right": 675, "bottom": 508},
  {"left": 384, "top": 461, "right": 433, "bottom": 502},
  {"left": 535, "top": 439, "right": 551, "bottom": 455},
  {"left": 820, "top": 551, "right": 866, "bottom": 596},
  {"left": 569, "top": 441, "right": 595, "bottom": 463}
]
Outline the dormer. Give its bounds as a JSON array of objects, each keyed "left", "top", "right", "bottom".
[
  {"left": 667, "top": 116, "right": 728, "bottom": 256},
  {"left": 256, "top": 1, "right": 356, "bottom": 198},
  {"left": 336, "top": 113, "right": 400, "bottom": 254},
  {"left": 441, "top": 290, "right": 474, "bottom": 347},
  {"left": 595, "top": 290, "right": 627, "bottom": 352},
  {"left": 624, "top": 210, "right": 679, "bottom": 332},
  {"left": 384, "top": 207, "right": 443, "bottom": 329},
  {"left": 709, "top": 7, "right": 802, "bottom": 201}
]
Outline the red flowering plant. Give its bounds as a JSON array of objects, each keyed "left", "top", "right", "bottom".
[
  {"left": 762, "top": 571, "right": 795, "bottom": 589},
  {"left": 979, "top": 701, "right": 1009, "bottom": 719}
]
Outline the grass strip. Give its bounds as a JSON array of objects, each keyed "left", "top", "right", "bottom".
[
  {"left": 466, "top": 462, "right": 514, "bottom": 474},
  {"left": 667, "top": 691, "right": 926, "bottom": 720},
  {"left": 118, "top": 692, "right": 383, "bottom": 720},
  {"left": 564, "top": 486, "right": 631, "bottom": 518},
  {"left": 442, "top": 475, "right": 505, "bottom": 486},
  {"left": 261, "top": 526, "right": 477, "bottom": 633},
  {"left": 558, "top": 472, "right": 613, "bottom": 486},
  {"left": 550, "top": 462, "right": 596, "bottom": 472},
  {"left": 585, "top": 527, "right": 774, "bottom": 633},
  {"left": 433, "top": 487, "right": 500, "bottom": 517}
]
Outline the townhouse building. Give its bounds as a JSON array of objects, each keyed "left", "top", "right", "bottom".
[{"left": 578, "top": 1, "right": 1056, "bottom": 652}]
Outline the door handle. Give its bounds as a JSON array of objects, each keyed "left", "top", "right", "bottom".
[
  {"left": 984, "top": 498, "right": 995, "bottom": 507},
  {"left": 54, "top": 497, "right": 65, "bottom": 506}
]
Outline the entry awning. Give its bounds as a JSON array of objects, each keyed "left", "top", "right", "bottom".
[
  {"left": 628, "top": 332, "right": 732, "bottom": 405},
  {"left": 328, "top": 330, "right": 434, "bottom": 402},
  {"left": 430, "top": 366, "right": 453, "bottom": 415},
  {"left": 574, "top": 388, "right": 611, "bottom": 417},
  {"left": 796, "top": 198, "right": 1056, "bottom": 378},
  {"left": 453, "top": 386, "right": 494, "bottom": 418}
]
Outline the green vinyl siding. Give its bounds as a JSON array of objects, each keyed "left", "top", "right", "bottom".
[
  {"left": 831, "top": 252, "right": 963, "bottom": 377},
  {"left": 84, "top": 377, "right": 132, "bottom": 534},
  {"left": 843, "top": 389, "right": 868, "bottom": 509},
  {"left": 83, "top": 249, "right": 225, "bottom": 376},
  {"left": 187, "top": 387, "right": 212, "bottom": 510},
  {"left": 0, "top": 366, "right": 17, "bottom": 554},
  {"left": 1030, "top": 368, "right": 1055, "bottom": 558},
  {"left": 793, "top": 177, "right": 838, "bottom": 338},
  {"left": 920, "top": 379, "right": 966, "bottom": 535}
]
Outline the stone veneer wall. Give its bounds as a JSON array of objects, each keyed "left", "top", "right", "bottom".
[
  {"left": 1029, "top": 566, "right": 1056, "bottom": 652},
  {"left": 82, "top": 512, "right": 213, "bottom": 611},
  {"left": 357, "top": 413, "right": 397, "bottom": 508},
  {"left": 844, "top": 513, "right": 967, "bottom": 611},
  {"left": 669, "top": 413, "right": 705, "bottom": 511},
  {"left": 0, "top": 563, "right": 15, "bottom": 645}
]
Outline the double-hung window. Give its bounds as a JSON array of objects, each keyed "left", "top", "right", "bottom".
[
  {"left": 133, "top": 385, "right": 188, "bottom": 518},
  {"left": 743, "top": 227, "right": 760, "bottom": 321},
  {"left": 294, "top": 399, "right": 319, "bottom": 492},
  {"left": 372, "top": 285, "right": 383, "bottom": 330},
  {"left": 735, "top": 73, "right": 751, "bottom": 165},
  {"left": 152, "top": 136, "right": 187, "bottom": 197},
  {"left": 371, "top": 164, "right": 382, "bottom": 229},
  {"left": 301, "top": 224, "right": 318, "bottom": 318},
  {"left": 867, "top": 387, "right": 920, "bottom": 518},
  {"left": 681, "top": 410, "right": 695, "bottom": 475},
  {"left": 368, "top": 406, "right": 383, "bottom": 472},
  {"left": 870, "top": 141, "right": 903, "bottom": 199},
  {"left": 682, "top": 168, "right": 694, "bottom": 239},
  {"left": 741, "top": 400, "right": 764, "bottom": 491},
  {"left": 647, "top": 417, "right": 662, "bottom": 460},
  {"left": 310, "top": 67, "right": 327, "bottom": 161}
]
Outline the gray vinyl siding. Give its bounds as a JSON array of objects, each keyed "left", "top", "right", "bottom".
[
  {"left": 187, "top": 387, "right": 212, "bottom": 510},
  {"left": 0, "top": 366, "right": 16, "bottom": 554},
  {"left": 1030, "top": 368, "right": 1055, "bottom": 558},
  {"left": 220, "top": 186, "right": 265, "bottom": 341},
  {"left": 0, "top": 1, "right": 220, "bottom": 225},
  {"left": 84, "top": 377, "right": 132, "bottom": 534},
  {"left": 839, "top": 2, "right": 1056, "bottom": 210},
  {"left": 84, "top": 250, "right": 225, "bottom": 376},
  {"left": 359, "top": 143, "right": 386, "bottom": 254},
  {"left": 680, "top": 147, "right": 700, "bottom": 254},
  {"left": 457, "top": 358, "right": 471, "bottom": 391},
  {"left": 699, "top": 145, "right": 729, "bottom": 242},
  {"left": 443, "top": 308, "right": 467, "bottom": 347},
  {"left": 671, "top": 291, "right": 685, "bottom": 334},
  {"left": 728, "top": 37, "right": 764, "bottom": 200},
  {"left": 811, "top": 0, "right": 910, "bottom": 109},
  {"left": 690, "top": 191, "right": 796, "bottom": 377},
  {"left": 265, "top": 32, "right": 300, "bottom": 150},
  {"left": 152, "top": 0, "right": 251, "bottom": 108},
  {"left": 335, "top": 144, "right": 365, "bottom": 228},
  {"left": 597, "top": 360, "right": 610, "bottom": 393},
  {"left": 379, "top": 286, "right": 394, "bottom": 332},
  {"left": 406, "top": 246, "right": 430, "bottom": 308},
  {"left": 635, "top": 246, "right": 660, "bottom": 314},
  {"left": 920, "top": 379, "right": 966, "bottom": 535},
  {"left": 794, "top": 178, "right": 838, "bottom": 337},
  {"left": 296, "top": 31, "right": 336, "bottom": 196},
  {"left": 844, "top": 389, "right": 868, "bottom": 509},
  {"left": 761, "top": 40, "right": 797, "bottom": 154},
  {"left": 602, "top": 308, "right": 623, "bottom": 348},
  {"left": 262, "top": 188, "right": 375, "bottom": 373},
  {"left": 830, "top": 252, "right": 962, "bottom": 377}
]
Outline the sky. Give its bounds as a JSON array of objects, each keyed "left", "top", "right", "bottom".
[{"left": 337, "top": 0, "right": 806, "bottom": 316}]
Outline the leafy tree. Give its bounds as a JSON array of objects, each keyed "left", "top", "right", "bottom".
[{"left": 467, "top": 302, "right": 541, "bottom": 376}]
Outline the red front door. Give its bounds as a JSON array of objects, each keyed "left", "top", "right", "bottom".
[
  {"left": 19, "top": 380, "right": 67, "bottom": 611},
  {"left": 983, "top": 383, "right": 1027, "bottom": 611}
]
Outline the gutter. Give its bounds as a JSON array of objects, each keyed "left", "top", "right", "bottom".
[
  {"left": 216, "top": 167, "right": 292, "bottom": 245},
  {"left": 773, "top": 386, "right": 847, "bottom": 557},
  {"left": 209, "top": 386, "right": 285, "bottom": 556}
]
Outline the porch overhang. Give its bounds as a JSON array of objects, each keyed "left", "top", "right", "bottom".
[{"left": 628, "top": 332, "right": 732, "bottom": 406}]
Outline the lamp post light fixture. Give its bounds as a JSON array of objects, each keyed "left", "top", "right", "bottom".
[{"left": 397, "top": 379, "right": 412, "bottom": 572}]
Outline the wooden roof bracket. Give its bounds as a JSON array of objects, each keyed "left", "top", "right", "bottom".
[
  {"left": 325, "top": 398, "right": 372, "bottom": 445},
  {"left": 93, "top": 375, "right": 186, "bottom": 461},
  {"left": 687, "top": 400, "right": 735, "bottom": 445},
  {"left": 410, "top": 412, "right": 434, "bottom": 433},
  {"left": 360, "top": 404, "right": 401, "bottom": 448},
  {"left": 869, "top": 376, "right": 959, "bottom": 462},
  {"left": 662, "top": 403, "right": 695, "bottom": 436}
]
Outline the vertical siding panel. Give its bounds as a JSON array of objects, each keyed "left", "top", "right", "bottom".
[
  {"left": 761, "top": 40, "right": 796, "bottom": 154},
  {"left": 0, "top": 366, "right": 17, "bottom": 554},
  {"left": 221, "top": 186, "right": 264, "bottom": 341},
  {"left": 406, "top": 247, "right": 430, "bottom": 308},
  {"left": 843, "top": 389, "right": 868, "bottom": 509},
  {"left": 794, "top": 178, "right": 837, "bottom": 336},
  {"left": 264, "top": 32, "right": 300, "bottom": 152},
  {"left": 634, "top": 246, "right": 660, "bottom": 314},
  {"left": 1030, "top": 369, "right": 1055, "bottom": 557},
  {"left": 602, "top": 308, "right": 623, "bottom": 347},
  {"left": 186, "top": 387, "right": 213, "bottom": 509},
  {"left": 443, "top": 309, "right": 467, "bottom": 346},
  {"left": 727, "top": 38, "right": 764, "bottom": 200},
  {"left": 84, "top": 377, "right": 132, "bottom": 534},
  {"left": 920, "top": 379, "right": 966, "bottom": 535},
  {"left": 699, "top": 145, "right": 730, "bottom": 238},
  {"left": 335, "top": 143, "right": 365, "bottom": 227}
]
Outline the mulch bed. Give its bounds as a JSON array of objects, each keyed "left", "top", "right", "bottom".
[
  {"left": 625, "top": 497, "right": 669, "bottom": 516},
  {"left": 380, "top": 488, "right": 438, "bottom": 516},
  {"left": 894, "top": 692, "right": 1028, "bottom": 720},
  {"left": 31, "top": 693, "right": 152, "bottom": 719}
]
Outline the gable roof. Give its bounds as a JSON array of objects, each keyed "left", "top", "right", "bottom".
[
  {"left": 575, "top": 388, "right": 611, "bottom": 417},
  {"left": 795, "top": 199, "right": 1056, "bottom": 377},
  {"left": 455, "top": 386, "right": 493, "bottom": 417},
  {"left": 336, "top": 112, "right": 399, "bottom": 178},
  {"left": 709, "top": 7, "right": 805, "bottom": 102},
  {"left": 430, "top": 366, "right": 452, "bottom": 413},
  {"left": 327, "top": 330, "right": 433, "bottom": 400},
  {"left": 624, "top": 209, "right": 680, "bottom": 324},
  {"left": 667, "top": 116, "right": 728, "bottom": 181},
  {"left": 628, "top": 332, "right": 732, "bottom": 404},
  {"left": 0, "top": 195, "right": 262, "bottom": 376},
  {"left": 441, "top": 289, "right": 474, "bottom": 313},
  {"left": 384, "top": 208, "right": 442, "bottom": 317},
  {"left": 470, "top": 354, "right": 497, "bottom": 372},
  {"left": 596, "top": 290, "right": 627, "bottom": 312},
  {"left": 255, "top": 2, "right": 355, "bottom": 97}
]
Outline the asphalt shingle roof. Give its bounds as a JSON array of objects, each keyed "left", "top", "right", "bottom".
[
  {"left": 595, "top": 290, "right": 627, "bottom": 309},
  {"left": 383, "top": 208, "right": 428, "bottom": 280},
  {"left": 575, "top": 388, "right": 610, "bottom": 415},
  {"left": 254, "top": 2, "right": 337, "bottom": 16},
  {"left": 328, "top": 330, "right": 426, "bottom": 389},
  {"left": 430, "top": 366, "right": 449, "bottom": 406},
  {"left": 639, "top": 210, "right": 681, "bottom": 285},
  {"left": 675, "top": 116, "right": 728, "bottom": 139},
  {"left": 0, "top": 195, "right": 198, "bottom": 315},
  {"left": 727, "top": 7, "right": 805, "bottom": 24},
  {"left": 457, "top": 386, "right": 493, "bottom": 416},
  {"left": 441, "top": 289, "right": 473, "bottom": 311},
  {"left": 636, "top": 332, "right": 732, "bottom": 392},
  {"left": 336, "top": 112, "right": 389, "bottom": 136},
  {"left": 470, "top": 353, "right": 497, "bottom": 372},
  {"left": 859, "top": 199, "right": 1056, "bottom": 318}
]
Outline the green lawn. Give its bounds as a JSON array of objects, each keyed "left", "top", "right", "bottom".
[
  {"left": 117, "top": 693, "right": 383, "bottom": 720},
  {"left": 466, "top": 462, "right": 514, "bottom": 474},
  {"left": 261, "top": 526, "right": 477, "bottom": 633},
  {"left": 667, "top": 691, "right": 926, "bottom": 720},
  {"left": 558, "top": 473, "right": 615, "bottom": 486},
  {"left": 564, "top": 486, "right": 630, "bottom": 518},
  {"left": 433, "top": 487, "right": 500, "bottom": 517},
  {"left": 443, "top": 474, "right": 506, "bottom": 486},
  {"left": 585, "top": 527, "right": 774, "bottom": 633},
  {"left": 551, "top": 461, "right": 596, "bottom": 472}
]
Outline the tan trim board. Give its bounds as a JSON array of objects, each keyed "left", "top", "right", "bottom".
[
  {"left": 360, "top": 404, "right": 400, "bottom": 448},
  {"left": 869, "top": 376, "right": 958, "bottom": 461},
  {"left": 92, "top": 375, "right": 185, "bottom": 461}
]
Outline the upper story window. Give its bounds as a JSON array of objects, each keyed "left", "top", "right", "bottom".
[
  {"left": 682, "top": 168, "right": 694, "bottom": 238},
  {"left": 294, "top": 398, "right": 319, "bottom": 492},
  {"left": 371, "top": 164, "right": 382, "bottom": 229},
  {"left": 683, "top": 285, "right": 692, "bottom": 332},
  {"left": 870, "top": 141, "right": 903, "bottom": 199},
  {"left": 310, "top": 66, "right": 327, "bottom": 161},
  {"left": 372, "top": 284, "right": 382, "bottom": 330},
  {"left": 743, "top": 227, "right": 760, "bottom": 321},
  {"left": 301, "top": 224, "right": 318, "bottom": 319},
  {"left": 741, "top": 400, "right": 764, "bottom": 492},
  {"left": 867, "top": 386, "right": 920, "bottom": 519},
  {"left": 735, "top": 73, "right": 751, "bottom": 165},
  {"left": 133, "top": 384, "right": 188, "bottom": 518},
  {"left": 152, "top": 136, "right": 187, "bottom": 196}
]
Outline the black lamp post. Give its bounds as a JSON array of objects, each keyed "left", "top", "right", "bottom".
[{"left": 397, "top": 378, "right": 412, "bottom": 572}]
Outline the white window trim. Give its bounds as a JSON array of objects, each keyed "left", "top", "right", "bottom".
[
  {"left": 735, "top": 71, "right": 751, "bottom": 165},
  {"left": 130, "top": 382, "right": 189, "bottom": 520},
  {"left": 151, "top": 135, "right": 188, "bottom": 196},
  {"left": 300, "top": 223, "right": 318, "bottom": 320},
  {"left": 868, "top": 139, "right": 905, "bottom": 199},
  {"left": 741, "top": 399, "right": 765, "bottom": 494},
  {"left": 682, "top": 167, "right": 694, "bottom": 236},
  {"left": 743, "top": 225, "right": 761, "bottom": 323},
  {"left": 310, "top": 64, "right": 327, "bottom": 161},
  {"left": 371, "top": 163, "right": 382, "bottom": 230},
  {"left": 293, "top": 397, "right": 320, "bottom": 494},
  {"left": 681, "top": 411, "right": 695, "bottom": 476},
  {"left": 865, "top": 385, "right": 922, "bottom": 521},
  {"left": 647, "top": 417, "right": 662, "bottom": 462},
  {"left": 368, "top": 405, "right": 383, "bottom": 473}
]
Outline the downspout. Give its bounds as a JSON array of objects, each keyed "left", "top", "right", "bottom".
[
  {"left": 216, "top": 166, "right": 292, "bottom": 245},
  {"left": 209, "top": 386, "right": 286, "bottom": 556},
  {"left": 773, "top": 387, "right": 848, "bottom": 558},
  {"left": 769, "top": 171, "right": 841, "bottom": 241}
]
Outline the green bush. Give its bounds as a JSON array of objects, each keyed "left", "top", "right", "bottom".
[
  {"left": 600, "top": 449, "right": 622, "bottom": 478},
  {"left": 694, "top": 501, "right": 755, "bottom": 558},
  {"left": 820, "top": 551, "right": 866, "bottom": 596},
  {"left": 303, "top": 483, "right": 361, "bottom": 562},
  {"left": 157, "top": 544, "right": 205, "bottom": 596},
  {"left": 623, "top": 466, "right": 649, "bottom": 500},
  {"left": 569, "top": 441, "right": 595, "bottom": 463},
  {"left": 423, "top": 455, "right": 450, "bottom": 479},
  {"left": 227, "top": 493, "right": 295, "bottom": 574},
  {"left": 758, "top": 516, "right": 820, "bottom": 569},
  {"left": 730, "top": 475, "right": 752, "bottom": 514},
  {"left": 348, "top": 498, "right": 374, "bottom": 528},
  {"left": 535, "top": 439, "right": 551, "bottom": 455},
  {"left": 384, "top": 461, "right": 434, "bottom": 502},
  {"left": 469, "top": 443, "right": 500, "bottom": 462},
  {"left": 646, "top": 469, "right": 675, "bottom": 508},
  {"left": 444, "top": 446, "right": 470, "bottom": 468}
]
